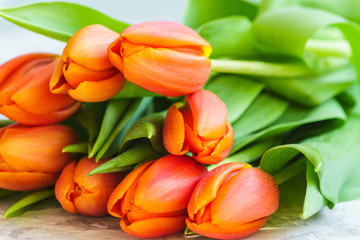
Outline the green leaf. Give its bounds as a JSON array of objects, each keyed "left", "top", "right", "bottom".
[
  {"left": 95, "top": 97, "right": 153, "bottom": 160},
  {"left": 62, "top": 142, "right": 88, "bottom": 154},
  {"left": 197, "top": 16, "right": 257, "bottom": 59},
  {"left": 120, "top": 112, "right": 168, "bottom": 154},
  {"left": 113, "top": 81, "right": 161, "bottom": 98},
  {"left": 256, "top": 64, "right": 356, "bottom": 106},
  {"left": 0, "top": 120, "right": 14, "bottom": 128},
  {"left": 261, "top": 115, "right": 360, "bottom": 218},
  {"left": 0, "top": 2, "right": 129, "bottom": 42},
  {"left": 89, "top": 140, "right": 162, "bottom": 176},
  {"left": 232, "top": 98, "right": 347, "bottom": 153},
  {"left": 89, "top": 99, "right": 132, "bottom": 158},
  {"left": 0, "top": 189, "right": 16, "bottom": 199},
  {"left": 184, "top": 0, "right": 258, "bottom": 29},
  {"left": 204, "top": 74, "right": 264, "bottom": 123},
  {"left": 3, "top": 189, "right": 54, "bottom": 218}
]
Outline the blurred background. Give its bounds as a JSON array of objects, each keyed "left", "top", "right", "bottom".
[{"left": 0, "top": 0, "right": 187, "bottom": 62}]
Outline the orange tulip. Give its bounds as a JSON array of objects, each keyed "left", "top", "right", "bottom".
[
  {"left": 0, "top": 53, "right": 81, "bottom": 125},
  {"left": 50, "top": 24, "right": 126, "bottom": 102},
  {"left": 163, "top": 89, "right": 233, "bottom": 164},
  {"left": 186, "top": 163, "right": 279, "bottom": 239},
  {"left": 107, "top": 155, "right": 207, "bottom": 238},
  {"left": 0, "top": 124, "right": 78, "bottom": 191},
  {"left": 108, "top": 21, "right": 212, "bottom": 97},
  {"left": 55, "top": 157, "right": 123, "bottom": 217}
]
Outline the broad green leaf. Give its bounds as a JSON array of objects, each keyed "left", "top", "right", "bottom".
[
  {"left": 89, "top": 140, "right": 162, "bottom": 176},
  {"left": 232, "top": 99, "right": 347, "bottom": 153},
  {"left": 0, "top": 2, "right": 129, "bottom": 42},
  {"left": 120, "top": 112, "right": 167, "bottom": 154},
  {"left": 113, "top": 81, "right": 160, "bottom": 98},
  {"left": 205, "top": 74, "right": 264, "bottom": 123},
  {"left": 257, "top": 64, "right": 356, "bottom": 106},
  {"left": 184, "top": 0, "right": 258, "bottom": 29},
  {"left": 197, "top": 16, "right": 257, "bottom": 59},
  {"left": 261, "top": 115, "right": 360, "bottom": 218},
  {"left": 232, "top": 92, "right": 289, "bottom": 141},
  {"left": 89, "top": 99, "right": 132, "bottom": 158},
  {"left": 251, "top": 7, "right": 360, "bottom": 82},
  {"left": 95, "top": 97, "right": 153, "bottom": 160},
  {"left": 3, "top": 189, "right": 54, "bottom": 218}
]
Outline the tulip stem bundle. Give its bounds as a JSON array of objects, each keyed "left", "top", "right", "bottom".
[{"left": 210, "top": 59, "right": 312, "bottom": 78}]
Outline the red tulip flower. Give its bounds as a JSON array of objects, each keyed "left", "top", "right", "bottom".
[
  {"left": 108, "top": 21, "right": 212, "bottom": 97},
  {"left": 55, "top": 157, "right": 123, "bottom": 217},
  {"left": 0, "top": 53, "right": 81, "bottom": 125},
  {"left": 0, "top": 124, "right": 78, "bottom": 191},
  {"left": 163, "top": 89, "right": 233, "bottom": 164},
  {"left": 107, "top": 155, "right": 207, "bottom": 238},
  {"left": 186, "top": 163, "right": 279, "bottom": 239},
  {"left": 50, "top": 24, "right": 126, "bottom": 102}
]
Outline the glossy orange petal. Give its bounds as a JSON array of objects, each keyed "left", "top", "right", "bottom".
[
  {"left": 120, "top": 21, "right": 211, "bottom": 56},
  {"left": 134, "top": 155, "right": 207, "bottom": 213},
  {"left": 55, "top": 161, "right": 77, "bottom": 214},
  {"left": 186, "top": 90, "right": 227, "bottom": 140},
  {"left": 107, "top": 160, "right": 155, "bottom": 218},
  {"left": 122, "top": 47, "right": 210, "bottom": 97},
  {"left": 163, "top": 104, "right": 188, "bottom": 155},
  {"left": 49, "top": 59, "right": 72, "bottom": 94},
  {"left": 194, "top": 121, "right": 234, "bottom": 164},
  {"left": 0, "top": 171, "right": 59, "bottom": 191},
  {"left": 186, "top": 216, "right": 268, "bottom": 240},
  {"left": 120, "top": 215, "right": 187, "bottom": 238},
  {"left": 0, "top": 125, "right": 77, "bottom": 172},
  {"left": 187, "top": 162, "right": 251, "bottom": 220},
  {"left": 68, "top": 72, "right": 125, "bottom": 102},
  {"left": 210, "top": 168, "right": 279, "bottom": 225},
  {"left": 63, "top": 24, "right": 119, "bottom": 71},
  {"left": 107, "top": 38, "right": 124, "bottom": 72}
]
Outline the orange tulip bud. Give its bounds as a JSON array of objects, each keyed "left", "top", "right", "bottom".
[
  {"left": 50, "top": 25, "right": 126, "bottom": 102},
  {"left": 55, "top": 157, "right": 123, "bottom": 217},
  {"left": 108, "top": 21, "right": 212, "bottom": 97},
  {"left": 163, "top": 89, "right": 233, "bottom": 164},
  {"left": 107, "top": 155, "right": 207, "bottom": 238},
  {"left": 0, "top": 53, "right": 81, "bottom": 125},
  {"left": 0, "top": 124, "right": 78, "bottom": 191},
  {"left": 186, "top": 163, "right": 279, "bottom": 239}
]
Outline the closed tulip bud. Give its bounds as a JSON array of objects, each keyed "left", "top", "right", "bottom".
[
  {"left": 0, "top": 124, "right": 78, "bottom": 191},
  {"left": 163, "top": 89, "right": 233, "bottom": 164},
  {"left": 50, "top": 24, "right": 126, "bottom": 102},
  {"left": 0, "top": 53, "right": 81, "bottom": 125},
  {"left": 108, "top": 21, "right": 212, "bottom": 97},
  {"left": 186, "top": 163, "right": 279, "bottom": 239},
  {"left": 107, "top": 155, "right": 208, "bottom": 238},
  {"left": 55, "top": 157, "right": 123, "bottom": 217}
]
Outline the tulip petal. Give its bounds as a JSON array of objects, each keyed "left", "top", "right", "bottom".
[
  {"left": 186, "top": 90, "right": 227, "bottom": 140},
  {"left": 186, "top": 216, "right": 268, "bottom": 240},
  {"left": 210, "top": 168, "right": 279, "bottom": 225},
  {"left": 55, "top": 161, "right": 77, "bottom": 214},
  {"left": 120, "top": 21, "right": 211, "bottom": 57},
  {"left": 120, "top": 215, "right": 187, "bottom": 238},
  {"left": 122, "top": 47, "right": 211, "bottom": 97},
  {"left": 187, "top": 162, "right": 251, "bottom": 220},
  {"left": 134, "top": 155, "right": 207, "bottom": 213},
  {"left": 0, "top": 101, "right": 81, "bottom": 125},
  {"left": 0, "top": 171, "right": 59, "bottom": 191},
  {"left": 107, "top": 160, "right": 155, "bottom": 218},
  {"left": 63, "top": 24, "right": 119, "bottom": 71},
  {"left": 49, "top": 59, "right": 72, "bottom": 94},
  {"left": 194, "top": 122, "right": 234, "bottom": 164},
  {"left": 0, "top": 125, "right": 77, "bottom": 173},
  {"left": 163, "top": 104, "right": 189, "bottom": 155},
  {"left": 68, "top": 72, "right": 125, "bottom": 102}
]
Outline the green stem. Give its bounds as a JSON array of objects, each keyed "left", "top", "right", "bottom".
[
  {"left": 211, "top": 59, "right": 311, "bottom": 77},
  {"left": 305, "top": 39, "right": 352, "bottom": 58},
  {"left": 273, "top": 157, "right": 307, "bottom": 185}
]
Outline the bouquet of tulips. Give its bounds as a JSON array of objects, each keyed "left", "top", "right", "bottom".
[{"left": 1, "top": 0, "right": 360, "bottom": 239}]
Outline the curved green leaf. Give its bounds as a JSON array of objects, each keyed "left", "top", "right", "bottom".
[
  {"left": 0, "top": 2, "right": 129, "bottom": 42},
  {"left": 113, "top": 81, "right": 160, "bottom": 98}
]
